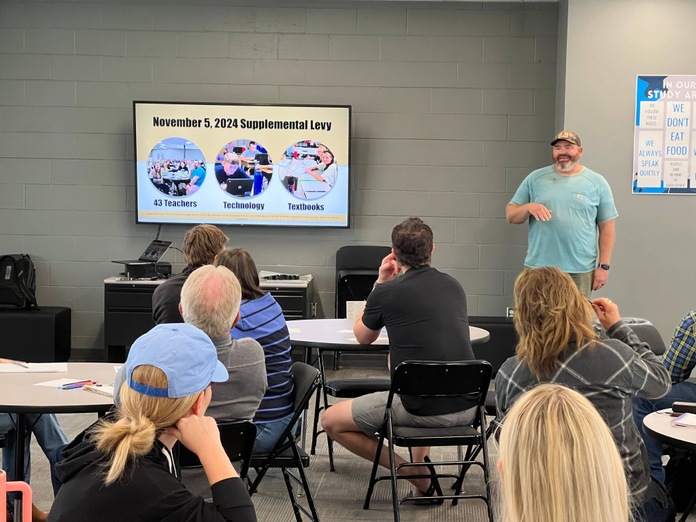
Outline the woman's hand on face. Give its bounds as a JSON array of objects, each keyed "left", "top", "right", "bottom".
[{"left": 168, "top": 414, "right": 220, "bottom": 456}]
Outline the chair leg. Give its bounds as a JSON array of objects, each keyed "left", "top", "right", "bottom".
[
  {"left": 247, "top": 464, "right": 270, "bottom": 496},
  {"left": 310, "top": 385, "right": 322, "bottom": 456},
  {"left": 291, "top": 444, "right": 321, "bottom": 522},
  {"left": 387, "top": 421, "right": 400, "bottom": 522},
  {"left": 326, "top": 433, "right": 335, "bottom": 472},
  {"left": 281, "top": 469, "right": 304, "bottom": 522},
  {"left": 480, "top": 430, "right": 494, "bottom": 522},
  {"left": 452, "top": 444, "right": 476, "bottom": 498},
  {"left": 363, "top": 434, "right": 386, "bottom": 510}
]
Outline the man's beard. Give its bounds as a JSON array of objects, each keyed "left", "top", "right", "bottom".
[{"left": 554, "top": 157, "right": 578, "bottom": 173}]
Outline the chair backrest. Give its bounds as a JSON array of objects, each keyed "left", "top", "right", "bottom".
[
  {"left": 291, "top": 361, "right": 321, "bottom": 414},
  {"left": 335, "top": 245, "right": 391, "bottom": 319},
  {"left": 256, "top": 361, "right": 320, "bottom": 458},
  {"left": 468, "top": 316, "right": 517, "bottom": 376},
  {"left": 630, "top": 323, "right": 667, "bottom": 356},
  {"left": 391, "top": 360, "right": 492, "bottom": 418},
  {"left": 177, "top": 420, "right": 256, "bottom": 479},
  {"left": 336, "top": 245, "right": 391, "bottom": 272}
]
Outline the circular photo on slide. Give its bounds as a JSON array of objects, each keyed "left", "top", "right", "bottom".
[
  {"left": 214, "top": 140, "right": 273, "bottom": 198},
  {"left": 279, "top": 140, "right": 336, "bottom": 200},
  {"left": 146, "top": 137, "right": 206, "bottom": 197}
]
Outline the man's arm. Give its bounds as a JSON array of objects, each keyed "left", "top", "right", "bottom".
[
  {"left": 353, "top": 252, "right": 400, "bottom": 345},
  {"left": 506, "top": 202, "right": 552, "bottom": 224},
  {"left": 354, "top": 306, "right": 381, "bottom": 345},
  {"left": 663, "top": 312, "right": 696, "bottom": 384},
  {"left": 592, "top": 219, "right": 616, "bottom": 290}
]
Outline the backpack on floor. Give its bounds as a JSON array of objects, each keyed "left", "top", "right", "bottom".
[{"left": 0, "top": 254, "right": 39, "bottom": 309}]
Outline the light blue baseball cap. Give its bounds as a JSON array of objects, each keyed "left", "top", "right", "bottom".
[{"left": 125, "top": 323, "right": 228, "bottom": 398}]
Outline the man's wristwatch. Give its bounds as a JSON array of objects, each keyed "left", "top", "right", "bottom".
[{"left": 598, "top": 263, "right": 610, "bottom": 271}]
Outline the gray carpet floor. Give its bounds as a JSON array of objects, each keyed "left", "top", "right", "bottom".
[
  {"left": 5, "top": 363, "right": 496, "bottom": 521},
  {"left": 5, "top": 362, "right": 695, "bottom": 521}
]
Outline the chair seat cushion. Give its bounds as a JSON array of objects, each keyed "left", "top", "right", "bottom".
[
  {"left": 325, "top": 378, "right": 391, "bottom": 397},
  {"left": 251, "top": 445, "right": 310, "bottom": 468},
  {"left": 392, "top": 424, "right": 481, "bottom": 446}
]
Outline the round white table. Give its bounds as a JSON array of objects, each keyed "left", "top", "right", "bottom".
[
  {"left": 287, "top": 318, "right": 490, "bottom": 348},
  {"left": 0, "top": 362, "right": 116, "bottom": 482},
  {"left": 644, "top": 410, "right": 696, "bottom": 521}
]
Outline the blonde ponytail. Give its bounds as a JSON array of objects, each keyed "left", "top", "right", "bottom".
[{"left": 93, "top": 365, "right": 200, "bottom": 485}]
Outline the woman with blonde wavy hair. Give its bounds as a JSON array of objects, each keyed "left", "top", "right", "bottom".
[
  {"left": 48, "top": 324, "right": 256, "bottom": 522},
  {"left": 495, "top": 266, "right": 670, "bottom": 520},
  {"left": 498, "top": 383, "right": 629, "bottom": 522}
]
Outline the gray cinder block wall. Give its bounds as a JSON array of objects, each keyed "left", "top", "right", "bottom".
[{"left": 0, "top": 0, "right": 557, "bottom": 356}]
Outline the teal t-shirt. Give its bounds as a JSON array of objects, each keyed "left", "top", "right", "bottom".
[{"left": 510, "top": 165, "right": 618, "bottom": 273}]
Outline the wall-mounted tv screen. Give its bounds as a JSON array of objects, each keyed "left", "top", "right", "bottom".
[{"left": 134, "top": 101, "right": 351, "bottom": 228}]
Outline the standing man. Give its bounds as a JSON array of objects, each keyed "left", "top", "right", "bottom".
[
  {"left": 152, "top": 224, "right": 228, "bottom": 324},
  {"left": 506, "top": 130, "right": 618, "bottom": 296},
  {"left": 322, "top": 217, "right": 474, "bottom": 501}
]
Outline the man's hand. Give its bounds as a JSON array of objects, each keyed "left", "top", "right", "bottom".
[
  {"left": 377, "top": 252, "right": 400, "bottom": 284},
  {"left": 526, "top": 203, "right": 552, "bottom": 222},
  {"left": 592, "top": 267, "right": 609, "bottom": 291},
  {"left": 591, "top": 297, "right": 621, "bottom": 331},
  {"left": 506, "top": 202, "right": 552, "bottom": 224}
]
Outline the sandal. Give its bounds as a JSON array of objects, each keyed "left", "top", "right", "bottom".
[{"left": 405, "top": 456, "right": 444, "bottom": 506}]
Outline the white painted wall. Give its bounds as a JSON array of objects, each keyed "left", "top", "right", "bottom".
[{"left": 562, "top": 0, "right": 696, "bottom": 339}]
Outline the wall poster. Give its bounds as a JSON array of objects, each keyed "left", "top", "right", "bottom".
[{"left": 633, "top": 74, "right": 696, "bottom": 194}]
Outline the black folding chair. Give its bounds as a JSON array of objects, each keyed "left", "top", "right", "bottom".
[
  {"left": 177, "top": 420, "right": 256, "bottom": 480},
  {"left": 363, "top": 360, "right": 493, "bottom": 522},
  {"left": 630, "top": 322, "right": 667, "bottom": 356},
  {"left": 248, "top": 362, "right": 321, "bottom": 522}
]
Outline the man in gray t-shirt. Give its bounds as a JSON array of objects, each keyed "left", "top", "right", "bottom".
[{"left": 115, "top": 265, "right": 267, "bottom": 421}]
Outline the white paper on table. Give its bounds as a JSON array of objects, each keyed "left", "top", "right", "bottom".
[
  {"left": 0, "top": 362, "right": 68, "bottom": 373},
  {"left": 83, "top": 385, "right": 115, "bottom": 397},
  {"left": 114, "top": 365, "right": 122, "bottom": 374},
  {"left": 672, "top": 413, "right": 696, "bottom": 428},
  {"left": 288, "top": 327, "right": 301, "bottom": 333},
  {"left": 346, "top": 301, "right": 365, "bottom": 322}
]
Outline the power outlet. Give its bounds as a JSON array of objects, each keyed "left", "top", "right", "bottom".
[{"left": 506, "top": 307, "right": 515, "bottom": 318}]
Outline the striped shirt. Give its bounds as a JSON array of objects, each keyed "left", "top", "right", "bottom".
[
  {"left": 662, "top": 310, "right": 696, "bottom": 384},
  {"left": 495, "top": 321, "right": 670, "bottom": 503},
  {"left": 232, "top": 293, "right": 294, "bottom": 424}
]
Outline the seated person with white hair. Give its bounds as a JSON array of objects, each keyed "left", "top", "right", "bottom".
[{"left": 49, "top": 323, "right": 257, "bottom": 521}]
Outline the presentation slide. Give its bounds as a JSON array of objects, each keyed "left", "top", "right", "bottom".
[{"left": 134, "top": 102, "right": 351, "bottom": 227}]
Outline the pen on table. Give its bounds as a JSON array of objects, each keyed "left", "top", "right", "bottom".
[
  {"left": 59, "top": 380, "right": 97, "bottom": 390},
  {"left": 10, "top": 360, "right": 29, "bottom": 368}
]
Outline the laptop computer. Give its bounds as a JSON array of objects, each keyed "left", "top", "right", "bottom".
[
  {"left": 226, "top": 178, "right": 254, "bottom": 197},
  {"left": 112, "top": 239, "right": 172, "bottom": 265}
]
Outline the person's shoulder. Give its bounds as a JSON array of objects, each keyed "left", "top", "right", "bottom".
[
  {"left": 498, "top": 355, "right": 521, "bottom": 375},
  {"left": 525, "top": 165, "right": 555, "bottom": 181},
  {"left": 579, "top": 166, "right": 612, "bottom": 188},
  {"left": 426, "top": 267, "right": 465, "bottom": 289},
  {"left": 678, "top": 310, "right": 696, "bottom": 329},
  {"left": 584, "top": 337, "right": 634, "bottom": 360},
  {"left": 233, "top": 337, "right": 265, "bottom": 358}
]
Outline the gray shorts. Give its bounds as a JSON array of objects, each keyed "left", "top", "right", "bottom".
[
  {"left": 568, "top": 270, "right": 593, "bottom": 297},
  {"left": 351, "top": 391, "right": 476, "bottom": 436}
]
